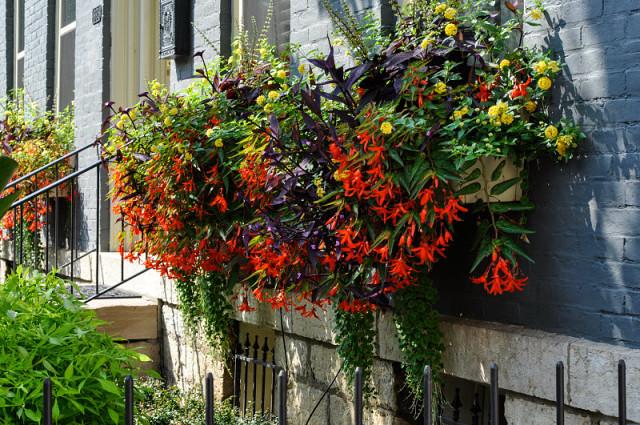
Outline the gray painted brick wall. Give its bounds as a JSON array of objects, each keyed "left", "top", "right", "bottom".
[
  {"left": 23, "top": 0, "right": 55, "bottom": 110},
  {"left": 437, "top": 0, "right": 640, "bottom": 347},
  {"left": 74, "top": 0, "right": 110, "bottom": 250},
  {"left": 0, "top": 1, "right": 14, "bottom": 100}
]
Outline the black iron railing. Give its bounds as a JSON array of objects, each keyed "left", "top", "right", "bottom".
[
  {"left": 2, "top": 144, "right": 148, "bottom": 301},
  {"left": 233, "top": 333, "right": 280, "bottom": 418},
  {"left": 32, "top": 359, "right": 631, "bottom": 424}
]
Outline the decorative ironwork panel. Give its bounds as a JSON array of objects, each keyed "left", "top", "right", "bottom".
[{"left": 159, "top": 0, "right": 191, "bottom": 59}]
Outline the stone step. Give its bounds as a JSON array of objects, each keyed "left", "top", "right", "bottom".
[{"left": 85, "top": 297, "right": 158, "bottom": 341}]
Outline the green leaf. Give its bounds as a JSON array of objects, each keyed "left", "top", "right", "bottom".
[
  {"left": 98, "top": 379, "right": 120, "bottom": 395},
  {"left": 24, "top": 408, "right": 41, "bottom": 422},
  {"left": 471, "top": 238, "right": 493, "bottom": 272},
  {"left": 489, "top": 201, "right": 535, "bottom": 213},
  {"left": 491, "top": 159, "right": 507, "bottom": 181},
  {"left": 490, "top": 177, "right": 520, "bottom": 196},
  {"left": 0, "top": 156, "right": 18, "bottom": 190},
  {"left": 463, "top": 167, "right": 481, "bottom": 182},
  {"left": 388, "top": 149, "right": 404, "bottom": 167},
  {"left": 107, "top": 408, "right": 119, "bottom": 424},
  {"left": 502, "top": 238, "right": 535, "bottom": 263},
  {"left": 456, "top": 182, "right": 481, "bottom": 196},
  {"left": 0, "top": 192, "right": 19, "bottom": 220},
  {"left": 496, "top": 219, "right": 535, "bottom": 235},
  {"left": 64, "top": 364, "right": 74, "bottom": 380}
]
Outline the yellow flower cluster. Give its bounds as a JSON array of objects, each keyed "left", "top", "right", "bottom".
[
  {"left": 435, "top": 3, "right": 447, "bottom": 14},
  {"left": 556, "top": 135, "right": 575, "bottom": 157},
  {"left": 313, "top": 177, "right": 325, "bottom": 197},
  {"left": 380, "top": 121, "right": 394, "bottom": 135},
  {"left": 525, "top": 101, "right": 537, "bottom": 113},
  {"left": 537, "top": 76, "right": 553, "bottom": 91},
  {"left": 529, "top": 8, "right": 543, "bottom": 20},
  {"left": 214, "top": 138, "right": 224, "bottom": 148},
  {"left": 444, "top": 23, "right": 458, "bottom": 37},
  {"left": 434, "top": 81, "right": 448, "bottom": 95},
  {"left": 444, "top": 7, "right": 457, "bottom": 20},
  {"left": 275, "top": 70, "right": 287, "bottom": 80},
  {"left": 544, "top": 125, "right": 558, "bottom": 140},
  {"left": 487, "top": 101, "right": 513, "bottom": 126},
  {"left": 499, "top": 59, "right": 511, "bottom": 69},
  {"left": 452, "top": 106, "right": 469, "bottom": 120},
  {"left": 420, "top": 38, "right": 434, "bottom": 50},
  {"left": 534, "top": 60, "right": 560, "bottom": 74}
]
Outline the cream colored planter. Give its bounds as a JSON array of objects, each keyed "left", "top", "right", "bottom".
[{"left": 456, "top": 156, "right": 523, "bottom": 203}]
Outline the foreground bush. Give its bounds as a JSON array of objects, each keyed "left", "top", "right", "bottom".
[
  {"left": 0, "top": 269, "right": 148, "bottom": 424},
  {"left": 137, "top": 379, "right": 276, "bottom": 425}
]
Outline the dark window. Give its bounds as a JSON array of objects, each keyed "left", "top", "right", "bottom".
[
  {"left": 17, "top": 0, "right": 24, "bottom": 52},
  {"left": 231, "top": 0, "right": 290, "bottom": 53},
  {"left": 61, "top": 0, "right": 75, "bottom": 27},
  {"left": 58, "top": 29, "right": 75, "bottom": 110}
]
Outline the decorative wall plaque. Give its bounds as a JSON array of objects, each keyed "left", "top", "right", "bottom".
[
  {"left": 159, "top": 0, "right": 191, "bottom": 59},
  {"left": 92, "top": 5, "right": 102, "bottom": 25}
]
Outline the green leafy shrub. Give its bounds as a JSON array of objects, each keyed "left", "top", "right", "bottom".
[
  {"left": 0, "top": 268, "right": 148, "bottom": 424},
  {"left": 137, "top": 379, "right": 276, "bottom": 425}
]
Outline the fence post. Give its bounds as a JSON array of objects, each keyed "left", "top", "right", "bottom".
[
  {"left": 423, "top": 366, "right": 432, "bottom": 425},
  {"left": 490, "top": 363, "right": 499, "bottom": 425},
  {"left": 278, "top": 370, "right": 287, "bottom": 425},
  {"left": 206, "top": 373, "right": 214, "bottom": 425},
  {"left": 556, "top": 362, "right": 564, "bottom": 425},
  {"left": 619, "top": 360, "right": 626, "bottom": 425},
  {"left": 43, "top": 378, "right": 52, "bottom": 425},
  {"left": 125, "top": 375, "right": 134, "bottom": 425},
  {"left": 354, "top": 367, "right": 363, "bottom": 425}
]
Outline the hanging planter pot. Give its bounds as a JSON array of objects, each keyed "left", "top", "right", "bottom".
[{"left": 454, "top": 156, "right": 523, "bottom": 204}]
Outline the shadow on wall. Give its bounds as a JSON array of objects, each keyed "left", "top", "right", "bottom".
[{"left": 437, "top": 1, "right": 640, "bottom": 347}]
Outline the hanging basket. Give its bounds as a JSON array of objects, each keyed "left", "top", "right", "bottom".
[{"left": 454, "top": 156, "right": 523, "bottom": 204}]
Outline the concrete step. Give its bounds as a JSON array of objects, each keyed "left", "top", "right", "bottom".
[{"left": 85, "top": 297, "right": 158, "bottom": 341}]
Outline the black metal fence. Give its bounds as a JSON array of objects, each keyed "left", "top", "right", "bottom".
[
  {"left": 2, "top": 144, "right": 148, "bottom": 301},
  {"left": 31, "top": 359, "right": 631, "bottom": 424},
  {"left": 233, "top": 333, "right": 280, "bottom": 418}
]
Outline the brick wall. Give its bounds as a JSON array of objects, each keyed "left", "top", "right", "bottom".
[
  {"left": 0, "top": 1, "right": 14, "bottom": 100},
  {"left": 437, "top": 0, "right": 640, "bottom": 347},
  {"left": 23, "top": 0, "right": 55, "bottom": 109},
  {"left": 73, "top": 0, "right": 110, "bottom": 250}
]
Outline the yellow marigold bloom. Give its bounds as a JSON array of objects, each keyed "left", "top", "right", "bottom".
[
  {"left": 256, "top": 95, "right": 266, "bottom": 106},
  {"left": 530, "top": 8, "right": 543, "bottom": 20},
  {"left": 214, "top": 138, "right": 224, "bottom": 148},
  {"left": 268, "top": 90, "right": 280, "bottom": 101},
  {"left": 264, "top": 104, "right": 274, "bottom": 114},
  {"left": 453, "top": 106, "right": 469, "bottom": 120},
  {"left": 499, "top": 59, "right": 511, "bottom": 69},
  {"left": 435, "top": 3, "right": 447, "bottom": 14},
  {"left": 525, "top": 101, "right": 537, "bottom": 112},
  {"left": 501, "top": 112, "right": 514, "bottom": 125},
  {"left": 444, "top": 23, "right": 458, "bottom": 37},
  {"left": 260, "top": 48, "right": 268, "bottom": 57},
  {"left": 548, "top": 60, "right": 561, "bottom": 72},
  {"left": 380, "top": 121, "right": 394, "bottom": 135},
  {"left": 170, "top": 107, "right": 179, "bottom": 115},
  {"left": 116, "top": 119, "right": 125, "bottom": 130},
  {"left": 163, "top": 117, "right": 172, "bottom": 126},
  {"left": 420, "top": 38, "right": 433, "bottom": 50},
  {"left": 298, "top": 63, "right": 306, "bottom": 74},
  {"left": 556, "top": 135, "right": 574, "bottom": 157},
  {"left": 444, "top": 7, "right": 457, "bottom": 20},
  {"left": 206, "top": 128, "right": 214, "bottom": 138},
  {"left": 184, "top": 152, "right": 193, "bottom": 161},
  {"left": 545, "top": 125, "right": 559, "bottom": 140},
  {"left": 434, "top": 81, "right": 448, "bottom": 94},
  {"left": 534, "top": 61, "right": 548, "bottom": 74},
  {"left": 538, "top": 76, "right": 553, "bottom": 91},
  {"left": 488, "top": 105, "right": 501, "bottom": 118},
  {"left": 276, "top": 70, "right": 287, "bottom": 79}
]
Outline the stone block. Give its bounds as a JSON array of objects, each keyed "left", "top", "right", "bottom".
[
  {"left": 505, "top": 394, "right": 591, "bottom": 425},
  {"left": 376, "top": 311, "right": 404, "bottom": 363},
  {"left": 440, "top": 318, "right": 573, "bottom": 402},
  {"left": 310, "top": 344, "right": 350, "bottom": 395},
  {"left": 568, "top": 340, "right": 640, "bottom": 422},
  {"left": 86, "top": 297, "right": 158, "bottom": 340},
  {"left": 285, "top": 381, "right": 329, "bottom": 425},
  {"left": 273, "top": 335, "right": 309, "bottom": 379}
]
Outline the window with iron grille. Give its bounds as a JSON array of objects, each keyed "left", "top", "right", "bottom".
[{"left": 227, "top": 0, "right": 291, "bottom": 53}]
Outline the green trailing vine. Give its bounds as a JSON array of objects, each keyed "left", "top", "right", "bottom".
[
  {"left": 333, "top": 300, "right": 376, "bottom": 396},
  {"left": 175, "top": 273, "right": 234, "bottom": 357},
  {"left": 393, "top": 278, "right": 444, "bottom": 412}
]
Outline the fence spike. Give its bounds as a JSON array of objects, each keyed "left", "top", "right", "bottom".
[
  {"left": 619, "top": 360, "right": 626, "bottom": 425},
  {"left": 424, "top": 366, "right": 432, "bottom": 425},
  {"left": 471, "top": 392, "right": 481, "bottom": 425},
  {"left": 490, "top": 363, "right": 499, "bottom": 425},
  {"left": 556, "top": 361, "right": 564, "bottom": 425},
  {"left": 278, "top": 370, "right": 287, "bottom": 425},
  {"left": 355, "top": 367, "right": 363, "bottom": 425},
  {"left": 206, "top": 373, "right": 214, "bottom": 425},
  {"left": 43, "top": 378, "right": 52, "bottom": 425},
  {"left": 125, "top": 375, "right": 134, "bottom": 425}
]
